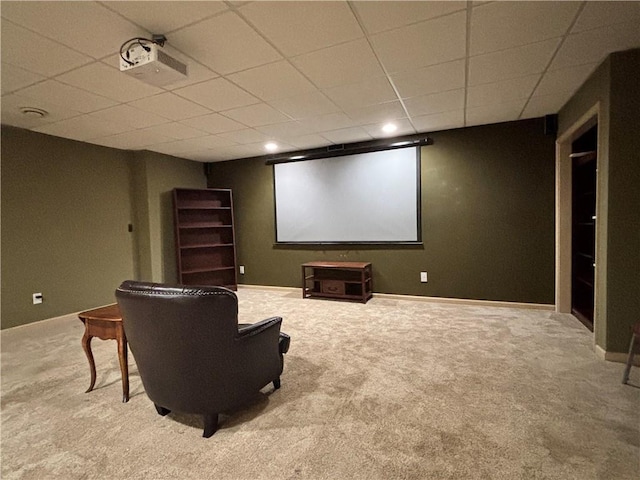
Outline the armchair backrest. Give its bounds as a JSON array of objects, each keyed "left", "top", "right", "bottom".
[{"left": 115, "top": 281, "right": 248, "bottom": 413}]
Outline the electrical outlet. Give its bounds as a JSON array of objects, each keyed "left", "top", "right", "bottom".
[
  {"left": 32, "top": 293, "right": 43, "bottom": 305},
  {"left": 239, "top": 265, "right": 245, "bottom": 274},
  {"left": 420, "top": 272, "right": 427, "bottom": 283}
]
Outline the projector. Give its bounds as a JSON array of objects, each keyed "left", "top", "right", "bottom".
[{"left": 119, "top": 43, "right": 188, "bottom": 87}]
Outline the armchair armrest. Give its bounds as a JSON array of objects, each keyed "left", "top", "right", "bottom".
[
  {"left": 237, "top": 316, "right": 282, "bottom": 339},
  {"left": 238, "top": 317, "right": 289, "bottom": 354}
]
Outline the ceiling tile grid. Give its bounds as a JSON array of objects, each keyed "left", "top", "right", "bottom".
[{"left": 1, "top": 1, "right": 639, "bottom": 162}]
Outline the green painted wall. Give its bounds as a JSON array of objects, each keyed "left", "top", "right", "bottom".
[
  {"left": 208, "top": 118, "right": 556, "bottom": 304},
  {"left": 131, "top": 151, "right": 206, "bottom": 283},
  {"left": 1, "top": 127, "right": 206, "bottom": 329},
  {"left": 607, "top": 49, "right": 640, "bottom": 353},
  {"left": 1, "top": 127, "right": 135, "bottom": 328},
  {"left": 558, "top": 48, "right": 640, "bottom": 354}
]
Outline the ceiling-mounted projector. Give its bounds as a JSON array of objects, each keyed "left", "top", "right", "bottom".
[{"left": 119, "top": 41, "right": 187, "bottom": 87}]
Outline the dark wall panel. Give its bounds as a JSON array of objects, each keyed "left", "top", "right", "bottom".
[
  {"left": 1, "top": 127, "right": 135, "bottom": 328},
  {"left": 208, "top": 118, "right": 555, "bottom": 304}
]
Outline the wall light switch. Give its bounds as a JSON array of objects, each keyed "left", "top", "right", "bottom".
[
  {"left": 239, "top": 265, "right": 245, "bottom": 274},
  {"left": 420, "top": 272, "right": 427, "bottom": 283},
  {"left": 33, "top": 293, "right": 43, "bottom": 304}
]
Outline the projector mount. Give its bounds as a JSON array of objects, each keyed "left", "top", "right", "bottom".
[{"left": 119, "top": 34, "right": 167, "bottom": 66}]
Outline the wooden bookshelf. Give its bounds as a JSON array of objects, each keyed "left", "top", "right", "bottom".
[
  {"left": 173, "top": 188, "right": 238, "bottom": 290},
  {"left": 302, "top": 261, "right": 372, "bottom": 303}
]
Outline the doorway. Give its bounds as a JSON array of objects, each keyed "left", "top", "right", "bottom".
[{"left": 570, "top": 125, "right": 597, "bottom": 331}]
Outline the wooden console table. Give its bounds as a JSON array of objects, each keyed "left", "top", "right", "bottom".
[
  {"left": 302, "top": 261, "right": 372, "bottom": 303},
  {"left": 78, "top": 304, "right": 129, "bottom": 403}
]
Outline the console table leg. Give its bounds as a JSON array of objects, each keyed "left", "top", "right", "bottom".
[
  {"left": 117, "top": 335, "right": 129, "bottom": 402},
  {"left": 82, "top": 331, "right": 96, "bottom": 393}
]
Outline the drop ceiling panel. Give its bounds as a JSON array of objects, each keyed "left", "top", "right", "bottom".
[
  {"left": 256, "top": 121, "right": 315, "bottom": 139},
  {"left": 320, "top": 126, "right": 372, "bottom": 144},
  {"left": 291, "top": 38, "right": 385, "bottom": 89},
  {"left": 181, "top": 134, "right": 239, "bottom": 150},
  {"left": 391, "top": 60, "right": 466, "bottom": 99},
  {"left": 2, "top": 2, "right": 640, "bottom": 162},
  {"left": 412, "top": 109, "right": 464, "bottom": 133},
  {"left": 173, "top": 77, "right": 259, "bottom": 112},
  {"left": 129, "top": 93, "right": 211, "bottom": 121},
  {"left": 227, "top": 61, "right": 317, "bottom": 101},
  {"left": 239, "top": 1, "right": 363, "bottom": 57},
  {"left": 33, "top": 115, "right": 130, "bottom": 142},
  {"left": 1, "top": 93, "right": 84, "bottom": 129},
  {"left": 466, "top": 99, "right": 526, "bottom": 127},
  {"left": 298, "top": 112, "right": 355, "bottom": 133},
  {"left": 91, "top": 128, "right": 174, "bottom": 150},
  {"left": 167, "top": 11, "right": 282, "bottom": 75},
  {"left": 56, "top": 62, "right": 163, "bottom": 102},
  {"left": 550, "top": 20, "right": 640, "bottom": 70},
  {"left": 470, "top": 1, "right": 579, "bottom": 56},
  {"left": 222, "top": 103, "right": 291, "bottom": 127},
  {"left": 281, "top": 134, "right": 329, "bottom": 149},
  {"left": 362, "top": 118, "right": 415, "bottom": 137},
  {"left": 138, "top": 122, "right": 208, "bottom": 140},
  {"left": 267, "top": 91, "right": 340, "bottom": 120},
  {"left": 404, "top": 89, "right": 465, "bottom": 117},
  {"left": 217, "top": 128, "right": 271, "bottom": 145},
  {"left": 180, "top": 113, "right": 247, "bottom": 135},
  {"left": 1, "top": 63, "right": 45, "bottom": 95},
  {"left": 468, "top": 38, "right": 560, "bottom": 86},
  {"left": 353, "top": 1, "right": 466, "bottom": 35},
  {"left": 370, "top": 11, "right": 466, "bottom": 73},
  {"left": 1, "top": 21, "right": 92, "bottom": 76},
  {"left": 534, "top": 63, "right": 599, "bottom": 97},
  {"left": 322, "top": 76, "right": 397, "bottom": 110},
  {"left": 152, "top": 135, "right": 235, "bottom": 158},
  {"left": 89, "top": 104, "right": 169, "bottom": 129},
  {"left": 18, "top": 80, "right": 118, "bottom": 113},
  {"left": 522, "top": 92, "right": 570, "bottom": 119},
  {"left": 2, "top": 2, "right": 145, "bottom": 59},
  {"left": 344, "top": 101, "right": 407, "bottom": 125},
  {"left": 572, "top": 1, "right": 640, "bottom": 33},
  {"left": 148, "top": 138, "right": 213, "bottom": 156},
  {"left": 102, "top": 1, "right": 229, "bottom": 34},
  {"left": 466, "top": 74, "right": 540, "bottom": 108}
]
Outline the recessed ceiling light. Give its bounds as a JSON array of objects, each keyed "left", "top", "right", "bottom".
[
  {"left": 20, "top": 107, "right": 48, "bottom": 118},
  {"left": 265, "top": 142, "right": 278, "bottom": 152},
  {"left": 290, "top": 155, "right": 305, "bottom": 160},
  {"left": 382, "top": 123, "right": 397, "bottom": 134}
]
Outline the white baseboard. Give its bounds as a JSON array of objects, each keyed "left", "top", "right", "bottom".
[
  {"left": 237, "top": 284, "right": 555, "bottom": 311},
  {"left": 595, "top": 344, "right": 637, "bottom": 365},
  {"left": 238, "top": 284, "right": 299, "bottom": 294},
  {"left": 2, "top": 311, "right": 76, "bottom": 331},
  {"left": 371, "top": 292, "right": 555, "bottom": 311},
  {"left": 2, "top": 303, "right": 115, "bottom": 332}
]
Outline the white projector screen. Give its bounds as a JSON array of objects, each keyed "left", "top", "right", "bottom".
[{"left": 274, "top": 147, "right": 420, "bottom": 243}]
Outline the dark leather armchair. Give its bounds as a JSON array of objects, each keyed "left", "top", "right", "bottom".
[{"left": 115, "top": 280, "right": 290, "bottom": 437}]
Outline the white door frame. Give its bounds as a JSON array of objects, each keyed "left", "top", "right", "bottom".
[{"left": 555, "top": 104, "right": 599, "bottom": 320}]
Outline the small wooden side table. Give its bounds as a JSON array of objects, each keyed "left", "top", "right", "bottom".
[{"left": 78, "top": 304, "right": 129, "bottom": 403}]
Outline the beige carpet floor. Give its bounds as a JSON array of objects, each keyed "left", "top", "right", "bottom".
[{"left": 1, "top": 287, "right": 639, "bottom": 479}]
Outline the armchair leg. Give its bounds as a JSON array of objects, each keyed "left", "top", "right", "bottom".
[
  {"left": 203, "top": 414, "right": 219, "bottom": 438},
  {"left": 622, "top": 333, "right": 637, "bottom": 384},
  {"left": 154, "top": 404, "right": 171, "bottom": 416},
  {"left": 273, "top": 377, "right": 281, "bottom": 390}
]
